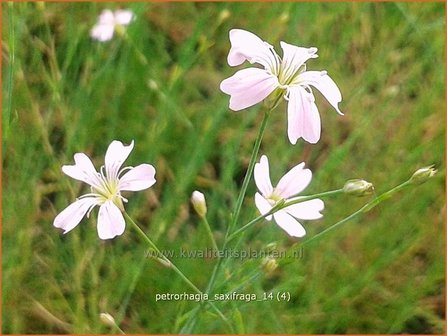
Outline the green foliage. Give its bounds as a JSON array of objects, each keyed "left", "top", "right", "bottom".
[{"left": 2, "top": 2, "right": 444, "bottom": 334}]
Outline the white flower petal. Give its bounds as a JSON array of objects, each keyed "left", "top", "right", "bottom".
[
  {"left": 53, "top": 197, "right": 98, "bottom": 234},
  {"left": 255, "top": 192, "right": 273, "bottom": 220},
  {"left": 97, "top": 201, "right": 126, "bottom": 240},
  {"left": 114, "top": 9, "right": 134, "bottom": 25},
  {"left": 220, "top": 68, "right": 278, "bottom": 111},
  {"left": 227, "top": 29, "right": 279, "bottom": 70},
  {"left": 105, "top": 140, "right": 134, "bottom": 180},
  {"left": 280, "top": 42, "right": 318, "bottom": 81},
  {"left": 62, "top": 153, "right": 101, "bottom": 187},
  {"left": 97, "top": 9, "right": 115, "bottom": 25},
  {"left": 284, "top": 198, "right": 324, "bottom": 220},
  {"left": 254, "top": 155, "right": 273, "bottom": 197},
  {"left": 275, "top": 161, "right": 312, "bottom": 199},
  {"left": 298, "top": 70, "right": 343, "bottom": 115},
  {"left": 90, "top": 24, "right": 115, "bottom": 42},
  {"left": 273, "top": 210, "right": 306, "bottom": 237},
  {"left": 287, "top": 86, "right": 321, "bottom": 144},
  {"left": 119, "top": 164, "right": 156, "bottom": 191}
]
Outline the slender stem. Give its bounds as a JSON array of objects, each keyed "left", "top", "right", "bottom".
[
  {"left": 282, "top": 180, "right": 412, "bottom": 264},
  {"left": 182, "top": 109, "right": 273, "bottom": 333},
  {"left": 124, "top": 212, "right": 231, "bottom": 330},
  {"left": 201, "top": 216, "right": 219, "bottom": 252},
  {"left": 284, "top": 188, "right": 344, "bottom": 205},
  {"left": 226, "top": 110, "right": 270, "bottom": 239}
]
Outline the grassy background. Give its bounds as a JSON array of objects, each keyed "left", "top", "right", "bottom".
[{"left": 2, "top": 2, "right": 445, "bottom": 334}]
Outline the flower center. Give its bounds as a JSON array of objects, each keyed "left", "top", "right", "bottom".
[
  {"left": 266, "top": 191, "right": 283, "bottom": 206},
  {"left": 91, "top": 166, "right": 125, "bottom": 211}
]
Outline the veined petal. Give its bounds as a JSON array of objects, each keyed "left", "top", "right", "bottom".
[
  {"left": 254, "top": 155, "right": 273, "bottom": 197},
  {"left": 298, "top": 71, "right": 343, "bottom": 115},
  {"left": 105, "top": 140, "right": 134, "bottom": 180},
  {"left": 227, "top": 29, "right": 280, "bottom": 71},
  {"left": 287, "top": 86, "right": 321, "bottom": 144},
  {"left": 114, "top": 9, "right": 134, "bottom": 25},
  {"left": 53, "top": 197, "right": 98, "bottom": 234},
  {"left": 255, "top": 192, "right": 273, "bottom": 221},
  {"left": 220, "top": 68, "right": 278, "bottom": 111},
  {"left": 275, "top": 161, "right": 312, "bottom": 199},
  {"left": 97, "top": 201, "right": 126, "bottom": 240},
  {"left": 119, "top": 164, "right": 156, "bottom": 191},
  {"left": 62, "top": 153, "right": 101, "bottom": 188},
  {"left": 284, "top": 198, "right": 324, "bottom": 220},
  {"left": 279, "top": 42, "right": 318, "bottom": 83},
  {"left": 90, "top": 23, "right": 115, "bottom": 42},
  {"left": 273, "top": 210, "right": 306, "bottom": 237}
]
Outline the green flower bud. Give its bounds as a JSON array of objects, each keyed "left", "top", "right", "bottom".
[
  {"left": 343, "top": 179, "right": 374, "bottom": 196},
  {"left": 409, "top": 165, "right": 436, "bottom": 185},
  {"left": 262, "top": 257, "right": 278, "bottom": 274},
  {"left": 191, "top": 191, "right": 207, "bottom": 217}
]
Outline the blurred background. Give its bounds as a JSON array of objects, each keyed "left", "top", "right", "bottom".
[{"left": 2, "top": 2, "right": 445, "bottom": 334}]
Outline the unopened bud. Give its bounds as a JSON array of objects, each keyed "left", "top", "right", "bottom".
[
  {"left": 100, "top": 313, "right": 117, "bottom": 328},
  {"left": 343, "top": 179, "right": 374, "bottom": 196},
  {"left": 156, "top": 257, "right": 172, "bottom": 268},
  {"left": 262, "top": 257, "right": 278, "bottom": 274},
  {"left": 218, "top": 9, "right": 231, "bottom": 23},
  {"left": 409, "top": 165, "right": 436, "bottom": 185},
  {"left": 191, "top": 191, "right": 207, "bottom": 217}
]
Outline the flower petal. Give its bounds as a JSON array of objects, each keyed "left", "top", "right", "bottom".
[
  {"left": 287, "top": 86, "right": 321, "bottom": 144},
  {"left": 119, "top": 164, "right": 156, "bottom": 191},
  {"left": 105, "top": 140, "right": 134, "bottom": 180},
  {"left": 90, "top": 24, "right": 115, "bottom": 42},
  {"left": 227, "top": 29, "right": 279, "bottom": 70},
  {"left": 62, "top": 153, "right": 101, "bottom": 188},
  {"left": 53, "top": 197, "right": 98, "bottom": 234},
  {"left": 114, "top": 9, "right": 134, "bottom": 25},
  {"left": 97, "top": 201, "right": 126, "bottom": 240},
  {"left": 254, "top": 155, "right": 273, "bottom": 197},
  {"left": 275, "top": 161, "right": 312, "bottom": 199},
  {"left": 280, "top": 42, "right": 318, "bottom": 81},
  {"left": 273, "top": 210, "right": 306, "bottom": 237},
  {"left": 220, "top": 68, "right": 278, "bottom": 111},
  {"left": 284, "top": 198, "right": 324, "bottom": 220},
  {"left": 97, "top": 9, "right": 115, "bottom": 25},
  {"left": 298, "top": 70, "right": 343, "bottom": 115},
  {"left": 255, "top": 192, "right": 273, "bottom": 221}
]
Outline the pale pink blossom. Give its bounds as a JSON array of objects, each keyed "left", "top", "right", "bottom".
[
  {"left": 54, "top": 140, "right": 156, "bottom": 240},
  {"left": 220, "top": 29, "right": 343, "bottom": 144},
  {"left": 254, "top": 155, "right": 324, "bottom": 237},
  {"left": 90, "top": 9, "right": 134, "bottom": 42}
]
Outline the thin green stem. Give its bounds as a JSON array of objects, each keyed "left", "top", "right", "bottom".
[
  {"left": 201, "top": 216, "right": 219, "bottom": 252},
  {"left": 125, "top": 212, "right": 201, "bottom": 294},
  {"left": 282, "top": 180, "right": 412, "bottom": 264},
  {"left": 124, "top": 212, "right": 232, "bottom": 331},
  {"left": 226, "top": 110, "right": 270, "bottom": 239}
]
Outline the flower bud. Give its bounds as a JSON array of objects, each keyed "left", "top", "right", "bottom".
[
  {"left": 218, "top": 9, "right": 231, "bottom": 23},
  {"left": 262, "top": 257, "right": 278, "bottom": 274},
  {"left": 191, "top": 191, "right": 207, "bottom": 217},
  {"left": 343, "top": 179, "right": 374, "bottom": 196},
  {"left": 409, "top": 165, "right": 436, "bottom": 185},
  {"left": 100, "top": 313, "right": 117, "bottom": 328}
]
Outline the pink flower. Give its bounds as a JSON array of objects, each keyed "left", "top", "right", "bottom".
[
  {"left": 90, "top": 9, "right": 134, "bottom": 42},
  {"left": 220, "top": 29, "right": 343, "bottom": 144},
  {"left": 254, "top": 155, "right": 324, "bottom": 237},
  {"left": 53, "top": 140, "right": 156, "bottom": 240}
]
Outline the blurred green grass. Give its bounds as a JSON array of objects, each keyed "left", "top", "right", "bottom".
[{"left": 2, "top": 2, "right": 445, "bottom": 334}]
